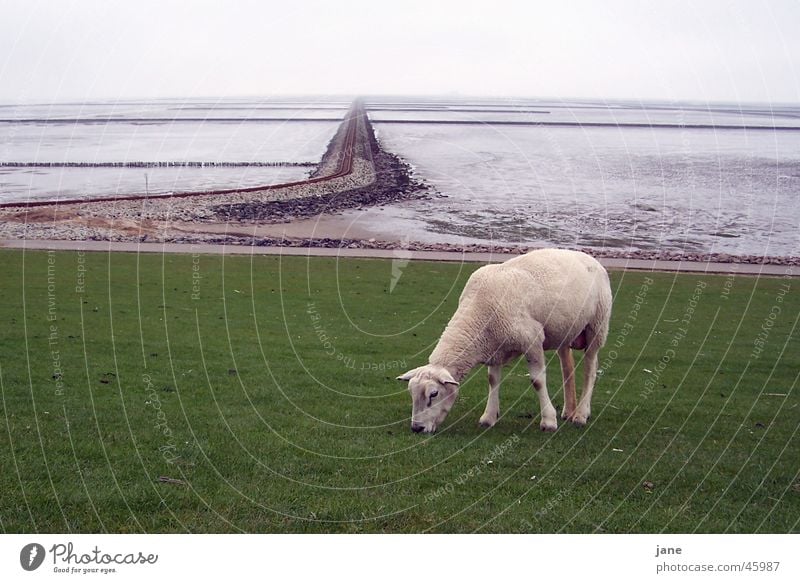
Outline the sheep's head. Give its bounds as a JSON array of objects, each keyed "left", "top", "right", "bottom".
[{"left": 397, "top": 365, "right": 460, "bottom": 433}]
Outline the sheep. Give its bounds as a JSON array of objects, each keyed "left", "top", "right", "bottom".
[{"left": 397, "top": 248, "right": 612, "bottom": 434}]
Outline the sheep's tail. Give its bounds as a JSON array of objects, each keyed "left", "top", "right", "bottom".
[{"left": 590, "top": 272, "right": 613, "bottom": 350}]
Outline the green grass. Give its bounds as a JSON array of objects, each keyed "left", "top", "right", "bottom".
[{"left": 0, "top": 248, "right": 798, "bottom": 533}]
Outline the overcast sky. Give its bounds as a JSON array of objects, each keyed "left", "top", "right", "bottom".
[{"left": 1, "top": 0, "right": 798, "bottom": 103}]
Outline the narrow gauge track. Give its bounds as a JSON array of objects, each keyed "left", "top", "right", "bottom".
[{"left": 0, "top": 100, "right": 364, "bottom": 209}]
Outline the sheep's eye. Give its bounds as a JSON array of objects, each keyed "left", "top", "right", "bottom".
[{"left": 430, "top": 390, "right": 439, "bottom": 399}]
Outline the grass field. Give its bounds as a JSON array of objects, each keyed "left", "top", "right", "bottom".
[{"left": 0, "top": 248, "right": 797, "bottom": 533}]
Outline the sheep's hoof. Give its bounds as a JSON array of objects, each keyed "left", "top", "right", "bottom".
[
  {"left": 540, "top": 419, "right": 558, "bottom": 432},
  {"left": 570, "top": 414, "right": 588, "bottom": 428},
  {"left": 561, "top": 409, "right": 575, "bottom": 421},
  {"left": 479, "top": 413, "right": 498, "bottom": 428}
]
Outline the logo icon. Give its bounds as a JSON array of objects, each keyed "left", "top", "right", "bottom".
[
  {"left": 390, "top": 235, "right": 413, "bottom": 293},
  {"left": 20, "top": 543, "right": 46, "bottom": 571}
]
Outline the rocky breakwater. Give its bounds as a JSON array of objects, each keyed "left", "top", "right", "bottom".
[
  {"left": 210, "top": 103, "right": 427, "bottom": 223},
  {"left": 0, "top": 99, "right": 427, "bottom": 239}
]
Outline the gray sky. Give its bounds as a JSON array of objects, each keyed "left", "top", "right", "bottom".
[{"left": 1, "top": 0, "right": 798, "bottom": 103}]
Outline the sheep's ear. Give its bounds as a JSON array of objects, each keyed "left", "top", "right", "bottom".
[
  {"left": 397, "top": 367, "right": 423, "bottom": 382},
  {"left": 437, "top": 369, "right": 460, "bottom": 387}
]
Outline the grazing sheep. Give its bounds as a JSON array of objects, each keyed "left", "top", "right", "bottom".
[{"left": 397, "top": 248, "right": 612, "bottom": 434}]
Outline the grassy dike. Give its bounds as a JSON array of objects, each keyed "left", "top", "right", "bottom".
[{"left": 0, "top": 249, "right": 797, "bottom": 533}]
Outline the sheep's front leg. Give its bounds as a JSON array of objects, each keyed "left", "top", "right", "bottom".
[
  {"left": 527, "top": 349, "right": 557, "bottom": 432},
  {"left": 479, "top": 364, "right": 502, "bottom": 428}
]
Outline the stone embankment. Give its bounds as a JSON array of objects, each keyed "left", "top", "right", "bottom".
[
  {"left": 0, "top": 99, "right": 427, "bottom": 236},
  {"left": 210, "top": 111, "right": 425, "bottom": 223}
]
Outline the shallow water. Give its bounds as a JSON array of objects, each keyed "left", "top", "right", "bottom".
[
  {"left": 0, "top": 98, "right": 343, "bottom": 202},
  {"left": 0, "top": 165, "right": 314, "bottom": 200},
  {"left": 365, "top": 98, "right": 800, "bottom": 257}
]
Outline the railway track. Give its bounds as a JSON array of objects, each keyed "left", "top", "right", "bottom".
[{"left": 0, "top": 100, "right": 365, "bottom": 209}]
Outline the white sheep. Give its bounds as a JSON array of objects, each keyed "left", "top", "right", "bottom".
[{"left": 397, "top": 248, "right": 612, "bottom": 433}]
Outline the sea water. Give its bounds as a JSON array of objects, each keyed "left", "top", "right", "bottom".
[
  {"left": 366, "top": 97, "right": 800, "bottom": 257},
  {"left": 0, "top": 97, "right": 344, "bottom": 201}
]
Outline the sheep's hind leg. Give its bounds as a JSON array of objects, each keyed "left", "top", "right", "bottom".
[
  {"left": 527, "top": 347, "right": 558, "bottom": 432},
  {"left": 557, "top": 346, "right": 577, "bottom": 420},
  {"left": 572, "top": 345, "right": 599, "bottom": 427},
  {"left": 479, "top": 364, "right": 502, "bottom": 428}
]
